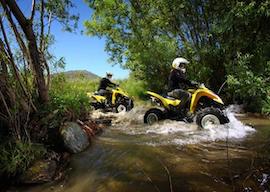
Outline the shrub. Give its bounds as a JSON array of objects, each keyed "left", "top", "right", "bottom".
[
  {"left": 0, "top": 141, "right": 46, "bottom": 176},
  {"left": 118, "top": 75, "right": 147, "bottom": 101},
  {"left": 226, "top": 53, "right": 270, "bottom": 113},
  {"left": 48, "top": 74, "right": 99, "bottom": 121},
  {"left": 262, "top": 96, "right": 270, "bottom": 115}
]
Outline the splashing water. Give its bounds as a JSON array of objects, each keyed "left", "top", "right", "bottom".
[{"left": 91, "top": 106, "right": 255, "bottom": 146}]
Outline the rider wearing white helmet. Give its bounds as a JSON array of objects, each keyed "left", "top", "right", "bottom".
[{"left": 168, "top": 57, "right": 198, "bottom": 117}]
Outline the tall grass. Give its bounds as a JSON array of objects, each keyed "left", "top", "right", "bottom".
[
  {"left": 0, "top": 141, "right": 46, "bottom": 177},
  {"left": 49, "top": 74, "right": 99, "bottom": 120}
]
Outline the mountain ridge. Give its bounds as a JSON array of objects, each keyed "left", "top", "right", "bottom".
[{"left": 60, "top": 70, "right": 100, "bottom": 80}]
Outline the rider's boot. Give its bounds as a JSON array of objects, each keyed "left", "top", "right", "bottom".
[
  {"left": 179, "top": 108, "right": 193, "bottom": 123},
  {"left": 184, "top": 111, "right": 194, "bottom": 123}
]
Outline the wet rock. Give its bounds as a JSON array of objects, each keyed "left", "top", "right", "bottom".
[
  {"left": 60, "top": 122, "right": 89, "bottom": 153},
  {"left": 20, "top": 160, "right": 57, "bottom": 184}
]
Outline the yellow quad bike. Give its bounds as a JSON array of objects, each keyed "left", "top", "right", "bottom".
[
  {"left": 144, "top": 84, "right": 229, "bottom": 128},
  {"left": 87, "top": 87, "right": 134, "bottom": 113}
]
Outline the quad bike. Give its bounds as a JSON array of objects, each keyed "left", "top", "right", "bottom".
[
  {"left": 144, "top": 84, "right": 229, "bottom": 128},
  {"left": 87, "top": 86, "right": 134, "bottom": 113}
]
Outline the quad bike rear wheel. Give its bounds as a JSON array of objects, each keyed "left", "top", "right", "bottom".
[
  {"left": 144, "top": 108, "right": 164, "bottom": 125},
  {"left": 196, "top": 107, "right": 229, "bottom": 129}
]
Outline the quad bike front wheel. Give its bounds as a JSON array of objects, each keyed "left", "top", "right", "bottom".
[
  {"left": 116, "top": 103, "right": 128, "bottom": 113},
  {"left": 115, "top": 99, "right": 134, "bottom": 113},
  {"left": 196, "top": 107, "right": 229, "bottom": 129},
  {"left": 144, "top": 108, "right": 164, "bottom": 125},
  {"left": 90, "top": 102, "right": 104, "bottom": 110}
]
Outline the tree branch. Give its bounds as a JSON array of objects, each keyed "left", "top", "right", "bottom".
[
  {"left": 0, "top": 90, "right": 12, "bottom": 119},
  {"left": 2, "top": 0, "right": 49, "bottom": 103},
  {"left": 1, "top": 4, "right": 31, "bottom": 66},
  {"left": 0, "top": 0, "right": 29, "bottom": 27},
  {"left": 39, "top": 0, "right": 45, "bottom": 51},
  {"left": 30, "top": 0, "right": 36, "bottom": 22},
  {"left": 47, "top": 11, "right": 52, "bottom": 35},
  {"left": 0, "top": 19, "right": 28, "bottom": 99},
  {"left": 0, "top": 112, "right": 8, "bottom": 123},
  {"left": 0, "top": 20, "right": 37, "bottom": 112},
  {"left": 39, "top": 0, "right": 50, "bottom": 90}
]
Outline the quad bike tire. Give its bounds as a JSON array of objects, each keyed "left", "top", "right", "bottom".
[
  {"left": 115, "top": 99, "right": 134, "bottom": 113},
  {"left": 144, "top": 108, "right": 164, "bottom": 125},
  {"left": 196, "top": 107, "right": 229, "bottom": 129},
  {"left": 91, "top": 102, "right": 104, "bottom": 110}
]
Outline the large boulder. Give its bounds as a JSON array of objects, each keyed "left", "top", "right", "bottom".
[
  {"left": 20, "top": 160, "right": 57, "bottom": 184},
  {"left": 60, "top": 122, "right": 90, "bottom": 153}
]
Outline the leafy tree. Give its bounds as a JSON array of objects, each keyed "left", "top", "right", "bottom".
[
  {"left": 0, "top": 0, "right": 78, "bottom": 140},
  {"left": 217, "top": 1, "right": 270, "bottom": 112},
  {"left": 85, "top": 0, "right": 270, "bottom": 112},
  {"left": 85, "top": 0, "right": 225, "bottom": 90}
]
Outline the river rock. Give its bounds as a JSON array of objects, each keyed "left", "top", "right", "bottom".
[
  {"left": 60, "top": 122, "right": 90, "bottom": 153},
  {"left": 20, "top": 160, "right": 57, "bottom": 184}
]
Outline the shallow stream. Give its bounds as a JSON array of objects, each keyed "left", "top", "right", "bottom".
[{"left": 16, "top": 107, "right": 270, "bottom": 192}]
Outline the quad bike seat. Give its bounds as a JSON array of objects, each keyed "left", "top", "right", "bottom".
[
  {"left": 94, "top": 91, "right": 107, "bottom": 96},
  {"left": 163, "top": 93, "right": 177, "bottom": 100},
  {"left": 165, "top": 96, "right": 177, "bottom": 100},
  {"left": 160, "top": 93, "right": 177, "bottom": 100}
]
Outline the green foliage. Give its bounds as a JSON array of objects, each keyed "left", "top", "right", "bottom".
[
  {"left": 45, "top": 0, "right": 79, "bottom": 32},
  {"left": 85, "top": 0, "right": 270, "bottom": 113},
  {"left": 262, "top": 96, "right": 270, "bottom": 115},
  {"left": 0, "top": 141, "right": 46, "bottom": 176},
  {"left": 48, "top": 74, "right": 98, "bottom": 120},
  {"left": 119, "top": 74, "right": 147, "bottom": 100},
  {"left": 84, "top": 0, "right": 228, "bottom": 91},
  {"left": 0, "top": 0, "right": 81, "bottom": 143},
  {"left": 227, "top": 53, "right": 270, "bottom": 112}
]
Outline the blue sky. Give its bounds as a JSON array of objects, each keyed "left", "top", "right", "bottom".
[{"left": 21, "top": 0, "right": 129, "bottom": 79}]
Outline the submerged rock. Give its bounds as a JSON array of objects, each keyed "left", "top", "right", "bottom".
[
  {"left": 60, "top": 122, "right": 90, "bottom": 153},
  {"left": 20, "top": 160, "right": 57, "bottom": 184}
]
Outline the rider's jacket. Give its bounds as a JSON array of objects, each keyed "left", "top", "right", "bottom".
[
  {"left": 98, "top": 77, "right": 116, "bottom": 91},
  {"left": 168, "top": 69, "right": 193, "bottom": 91}
]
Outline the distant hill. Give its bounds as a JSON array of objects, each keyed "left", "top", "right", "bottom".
[{"left": 61, "top": 70, "right": 100, "bottom": 80}]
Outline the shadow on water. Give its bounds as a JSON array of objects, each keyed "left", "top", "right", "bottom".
[{"left": 13, "top": 107, "right": 270, "bottom": 192}]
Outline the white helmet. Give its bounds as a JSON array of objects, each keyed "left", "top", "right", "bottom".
[
  {"left": 172, "top": 57, "right": 190, "bottom": 70},
  {"left": 106, "top": 72, "right": 113, "bottom": 77}
]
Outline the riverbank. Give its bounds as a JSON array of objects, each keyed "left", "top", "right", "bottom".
[{"left": 0, "top": 115, "right": 112, "bottom": 191}]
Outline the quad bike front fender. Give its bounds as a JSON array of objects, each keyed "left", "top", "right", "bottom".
[
  {"left": 91, "top": 95, "right": 106, "bottom": 103},
  {"left": 190, "top": 89, "right": 224, "bottom": 113},
  {"left": 112, "top": 89, "right": 129, "bottom": 105}
]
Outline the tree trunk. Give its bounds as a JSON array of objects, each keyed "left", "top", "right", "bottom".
[{"left": 0, "top": 0, "right": 49, "bottom": 103}]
